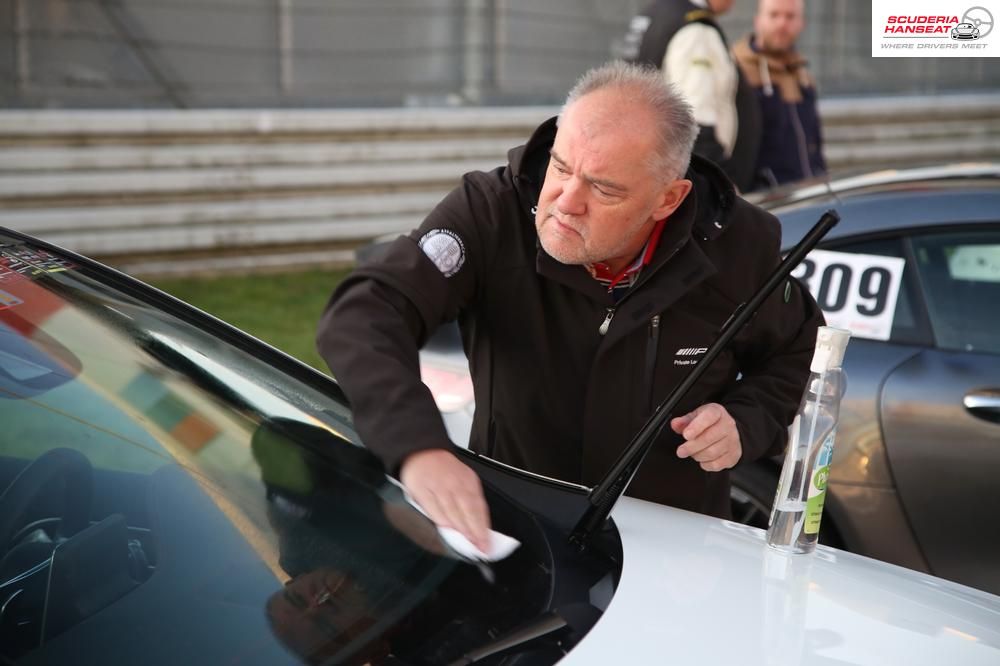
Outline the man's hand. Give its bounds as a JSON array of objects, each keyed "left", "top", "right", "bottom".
[
  {"left": 399, "top": 449, "right": 491, "bottom": 553},
  {"left": 672, "top": 403, "right": 742, "bottom": 472}
]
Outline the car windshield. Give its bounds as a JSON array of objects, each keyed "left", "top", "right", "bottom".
[{"left": 0, "top": 235, "right": 617, "bottom": 665}]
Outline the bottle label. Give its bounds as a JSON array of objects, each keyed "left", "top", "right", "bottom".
[{"left": 804, "top": 430, "right": 835, "bottom": 534}]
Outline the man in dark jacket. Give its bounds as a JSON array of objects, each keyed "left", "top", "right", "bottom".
[
  {"left": 732, "top": 0, "right": 826, "bottom": 189},
  {"left": 317, "top": 62, "right": 822, "bottom": 552},
  {"left": 622, "top": 0, "right": 761, "bottom": 192}
]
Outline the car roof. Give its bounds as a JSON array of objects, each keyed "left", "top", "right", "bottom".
[
  {"left": 564, "top": 497, "right": 1000, "bottom": 664},
  {"left": 747, "top": 163, "right": 1000, "bottom": 247}
]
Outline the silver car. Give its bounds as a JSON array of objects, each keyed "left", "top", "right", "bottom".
[{"left": 738, "top": 163, "right": 1000, "bottom": 595}]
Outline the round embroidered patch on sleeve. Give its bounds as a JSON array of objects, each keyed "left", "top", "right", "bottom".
[{"left": 418, "top": 229, "right": 466, "bottom": 277}]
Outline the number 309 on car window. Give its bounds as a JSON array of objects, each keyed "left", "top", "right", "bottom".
[{"left": 791, "top": 249, "right": 905, "bottom": 341}]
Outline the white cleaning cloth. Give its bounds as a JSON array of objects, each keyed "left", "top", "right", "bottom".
[
  {"left": 436, "top": 525, "right": 520, "bottom": 562},
  {"left": 390, "top": 479, "right": 521, "bottom": 562}
]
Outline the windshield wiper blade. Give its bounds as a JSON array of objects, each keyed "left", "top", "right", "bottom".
[{"left": 569, "top": 209, "right": 840, "bottom": 548}]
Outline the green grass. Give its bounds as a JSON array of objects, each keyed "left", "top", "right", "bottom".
[{"left": 151, "top": 268, "right": 351, "bottom": 372}]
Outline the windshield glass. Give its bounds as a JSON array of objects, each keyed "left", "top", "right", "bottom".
[{"left": 0, "top": 237, "right": 609, "bottom": 665}]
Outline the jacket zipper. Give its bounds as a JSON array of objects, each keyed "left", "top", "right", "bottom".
[
  {"left": 645, "top": 314, "right": 661, "bottom": 414},
  {"left": 596, "top": 239, "right": 686, "bottom": 337},
  {"left": 627, "top": 242, "right": 686, "bottom": 295},
  {"left": 598, "top": 308, "right": 616, "bottom": 336}
]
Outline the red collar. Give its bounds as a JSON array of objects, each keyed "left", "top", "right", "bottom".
[{"left": 588, "top": 217, "right": 668, "bottom": 289}]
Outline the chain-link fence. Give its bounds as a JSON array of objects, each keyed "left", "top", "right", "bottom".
[{"left": 2, "top": 0, "right": 998, "bottom": 109}]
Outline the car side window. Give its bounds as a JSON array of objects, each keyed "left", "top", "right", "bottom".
[
  {"left": 910, "top": 230, "right": 1000, "bottom": 355},
  {"left": 825, "top": 236, "right": 930, "bottom": 346}
]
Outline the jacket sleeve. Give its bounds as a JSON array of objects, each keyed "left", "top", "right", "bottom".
[
  {"left": 316, "top": 176, "right": 500, "bottom": 475},
  {"left": 719, "top": 208, "right": 825, "bottom": 463}
]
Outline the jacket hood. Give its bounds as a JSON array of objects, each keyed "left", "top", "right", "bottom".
[
  {"left": 733, "top": 33, "right": 814, "bottom": 104},
  {"left": 738, "top": 32, "right": 808, "bottom": 68},
  {"left": 686, "top": 153, "right": 738, "bottom": 241},
  {"left": 507, "top": 116, "right": 738, "bottom": 242},
  {"left": 508, "top": 115, "right": 557, "bottom": 198}
]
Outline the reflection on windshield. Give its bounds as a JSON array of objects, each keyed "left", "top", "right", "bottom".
[
  {"left": 0, "top": 239, "right": 579, "bottom": 665},
  {"left": 255, "top": 419, "right": 458, "bottom": 663}
]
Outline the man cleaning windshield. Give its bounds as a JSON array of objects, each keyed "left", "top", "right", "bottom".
[{"left": 317, "top": 62, "right": 822, "bottom": 552}]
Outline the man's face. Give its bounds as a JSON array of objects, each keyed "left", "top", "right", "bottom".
[
  {"left": 535, "top": 90, "right": 690, "bottom": 273},
  {"left": 754, "top": 0, "right": 804, "bottom": 53}
]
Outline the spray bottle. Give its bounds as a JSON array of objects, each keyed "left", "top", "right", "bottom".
[{"left": 766, "top": 326, "right": 851, "bottom": 554}]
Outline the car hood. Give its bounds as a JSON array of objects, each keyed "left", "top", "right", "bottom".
[{"left": 563, "top": 497, "right": 1000, "bottom": 665}]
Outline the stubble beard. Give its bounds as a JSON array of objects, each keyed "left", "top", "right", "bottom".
[
  {"left": 536, "top": 206, "right": 591, "bottom": 265},
  {"left": 536, "top": 204, "right": 655, "bottom": 268},
  {"left": 761, "top": 32, "right": 796, "bottom": 54}
]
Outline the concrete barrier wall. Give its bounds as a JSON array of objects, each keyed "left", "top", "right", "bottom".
[{"left": 1, "top": 95, "right": 998, "bottom": 276}]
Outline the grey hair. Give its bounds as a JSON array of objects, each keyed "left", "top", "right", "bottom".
[{"left": 559, "top": 61, "right": 698, "bottom": 182}]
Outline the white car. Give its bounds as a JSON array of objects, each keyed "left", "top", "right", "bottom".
[{"left": 2, "top": 225, "right": 999, "bottom": 665}]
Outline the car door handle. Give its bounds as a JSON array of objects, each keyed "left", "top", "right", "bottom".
[{"left": 963, "top": 390, "right": 1000, "bottom": 425}]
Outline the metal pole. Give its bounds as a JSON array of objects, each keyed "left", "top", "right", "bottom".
[
  {"left": 98, "top": 0, "right": 186, "bottom": 108},
  {"left": 832, "top": 0, "right": 846, "bottom": 86},
  {"left": 13, "top": 0, "right": 30, "bottom": 93},
  {"left": 494, "top": 0, "right": 507, "bottom": 94},
  {"left": 278, "top": 0, "right": 294, "bottom": 94},
  {"left": 463, "top": 0, "right": 487, "bottom": 104}
]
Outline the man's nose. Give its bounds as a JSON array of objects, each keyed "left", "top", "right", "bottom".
[{"left": 556, "top": 178, "right": 587, "bottom": 216}]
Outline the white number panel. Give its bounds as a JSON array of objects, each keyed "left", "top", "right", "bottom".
[{"left": 791, "top": 250, "right": 906, "bottom": 341}]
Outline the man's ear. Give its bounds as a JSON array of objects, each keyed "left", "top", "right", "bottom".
[{"left": 652, "top": 178, "right": 693, "bottom": 221}]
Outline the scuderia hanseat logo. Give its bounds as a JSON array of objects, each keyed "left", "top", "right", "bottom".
[{"left": 873, "top": 2, "right": 996, "bottom": 57}]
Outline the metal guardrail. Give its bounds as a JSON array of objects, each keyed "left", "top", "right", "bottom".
[{"left": 1, "top": 95, "right": 998, "bottom": 276}]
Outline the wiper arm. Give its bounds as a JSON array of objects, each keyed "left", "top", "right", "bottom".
[{"left": 569, "top": 209, "right": 840, "bottom": 548}]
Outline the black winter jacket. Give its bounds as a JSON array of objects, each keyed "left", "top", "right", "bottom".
[{"left": 317, "top": 117, "right": 823, "bottom": 519}]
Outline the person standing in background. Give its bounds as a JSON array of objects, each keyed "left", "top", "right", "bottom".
[
  {"left": 732, "top": 0, "right": 826, "bottom": 190},
  {"left": 622, "top": 0, "right": 761, "bottom": 192}
]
